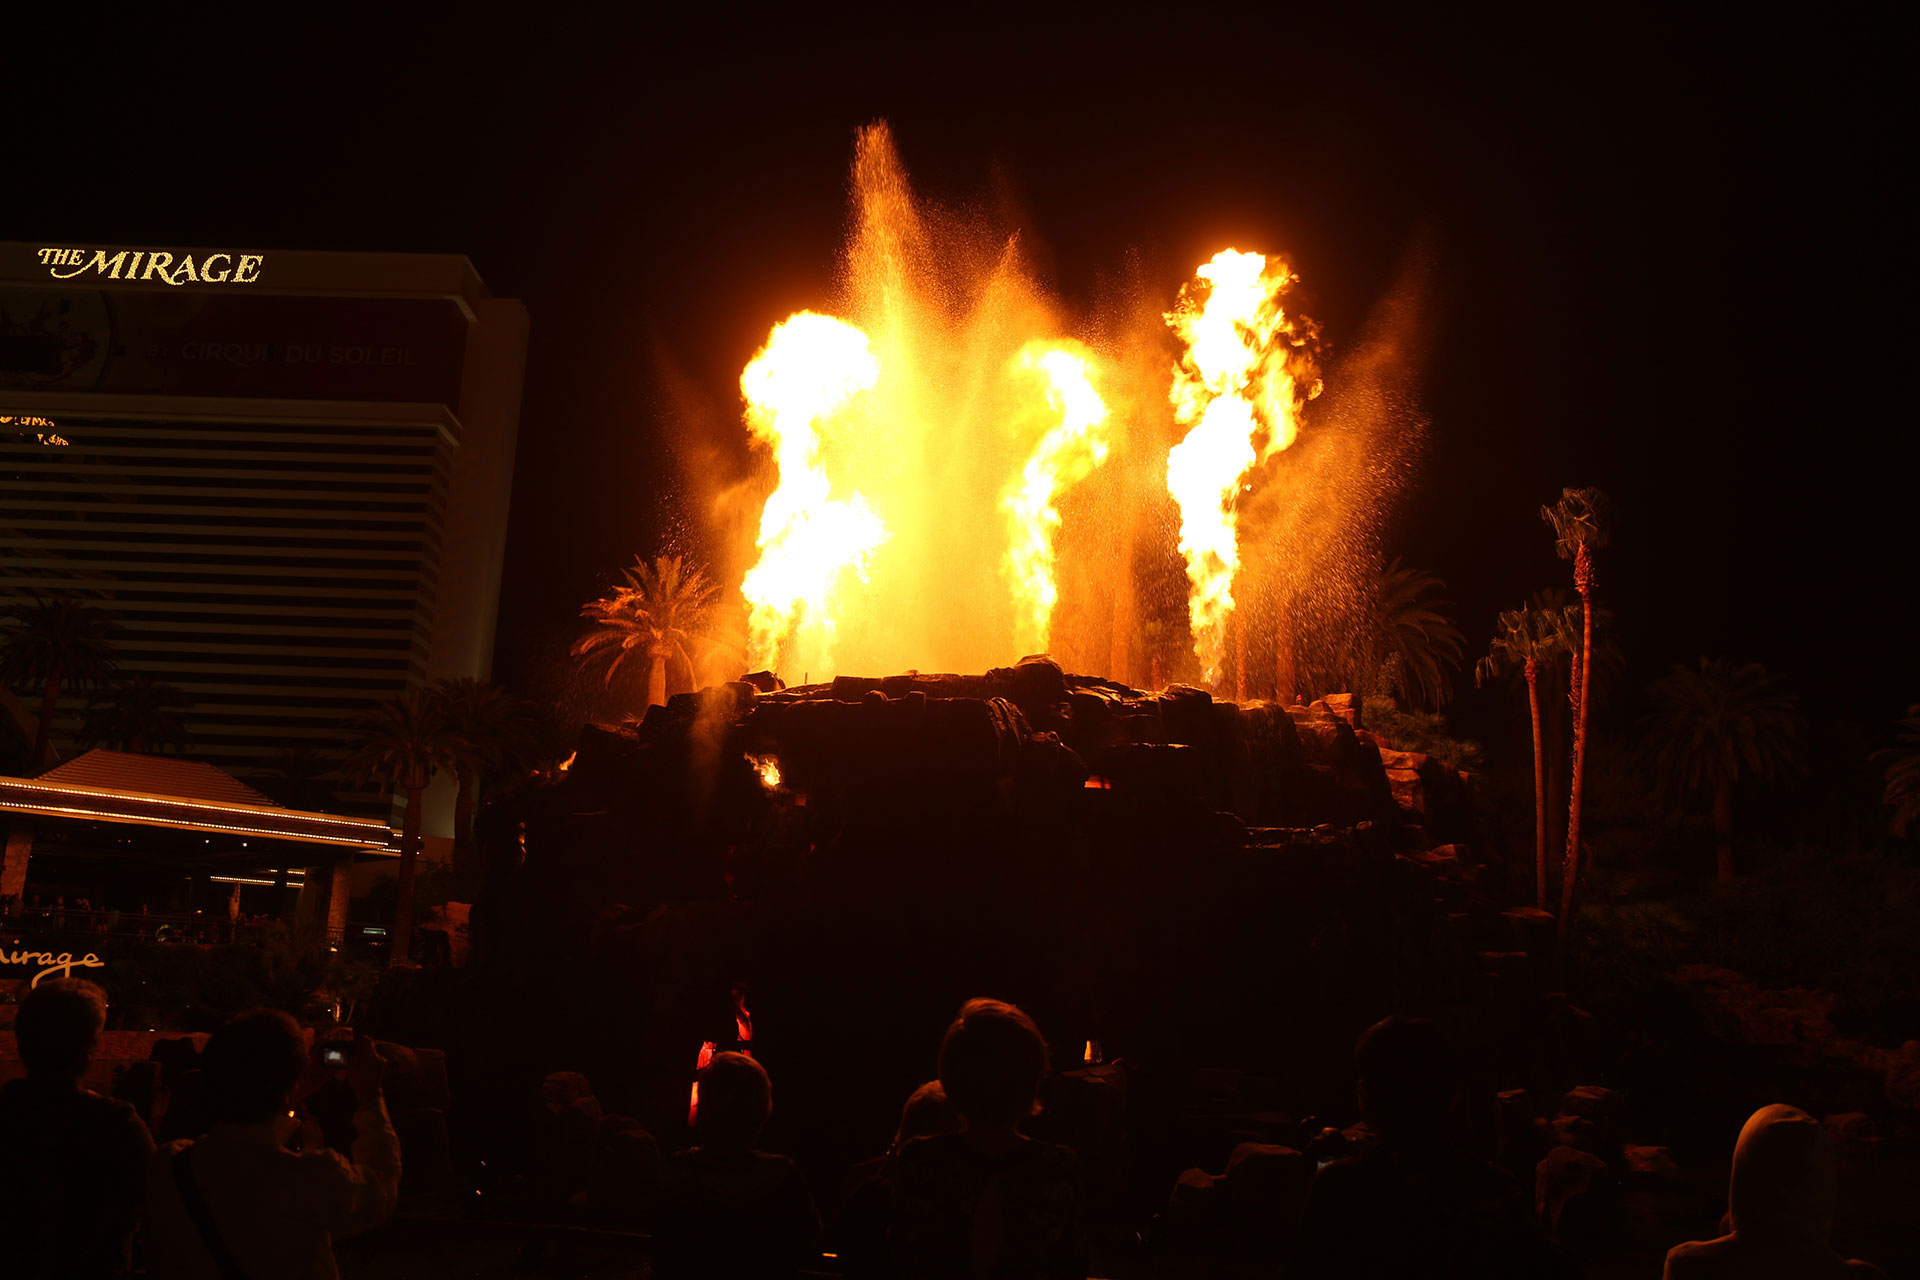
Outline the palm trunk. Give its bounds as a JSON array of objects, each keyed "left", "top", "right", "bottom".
[
  {"left": 1555, "top": 547, "right": 1596, "bottom": 979},
  {"left": 1714, "top": 778, "right": 1734, "bottom": 885},
  {"left": 33, "top": 665, "right": 62, "bottom": 768},
  {"left": 647, "top": 651, "right": 669, "bottom": 709},
  {"left": 452, "top": 769, "right": 477, "bottom": 875},
  {"left": 1526, "top": 658, "right": 1547, "bottom": 911},
  {"left": 390, "top": 784, "right": 423, "bottom": 964}
]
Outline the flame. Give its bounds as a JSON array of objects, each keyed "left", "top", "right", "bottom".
[
  {"left": 1002, "top": 342, "right": 1111, "bottom": 654},
  {"left": 739, "top": 312, "right": 888, "bottom": 679},
  {"left": 748, "top": 753, "right": 782, "bottom": 789},
  {"left": 1164, "top": 250, "right": 1320, "bottom": 682}
]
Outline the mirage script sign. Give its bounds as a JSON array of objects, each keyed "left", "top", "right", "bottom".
[
  {"left": 38, "top": 247, "right": 264, "bottom": 287},
  {"left": 1, "top": 947, "right": 106, "bottom": 988}
]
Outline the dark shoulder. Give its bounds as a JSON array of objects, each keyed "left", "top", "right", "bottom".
[
  {"left": 1019, "top": 1140, "right": 1082, "bottom": 1178},
  {"left": 1661, "top": 1235, "right": 1732, "bottom": 1276},
  {"left": 895, "top": 1132, "right": 969, "bottom": 1172}
]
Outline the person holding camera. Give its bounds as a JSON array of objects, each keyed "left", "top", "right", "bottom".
[{"left": 143, "top": 1010, "right": 401, "bottom": 1280}]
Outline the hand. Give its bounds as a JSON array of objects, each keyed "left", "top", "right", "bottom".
[{"left": 346, "top": 1037, "right": 386, "bottom": 1106}]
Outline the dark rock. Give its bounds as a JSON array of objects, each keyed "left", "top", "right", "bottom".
[{"left": 1535, "top": 1144, "right": 1618, "bottom": 1242}]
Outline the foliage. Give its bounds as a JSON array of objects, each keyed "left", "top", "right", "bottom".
[
  {"left": 343, "top": 688, "right": 464, "bottom": 794},
  {"left": 1474, "top": 601, "right": 1563, "bottom": 689},
  {"left": 574, "top": 554, "right": 731, "bottom": 687},
  {"left": 1644, "top": 658, "right": 1806, "bottom": 799},
  {"left": 1363, "top": 695, "right": 1483, "bottom": 769},
  {"left": 1540, "top": 487, "right": 1611, "bottom": 562},
  {"left": 1876, "top": 704, "right": 1920, "bottom": 838},
  {"left": 255, "top": 744, "right": 342, "bottom": 811},
  {"left": 81, "top": 674, "right": 193, "bottom": 753},
  {"left": 0, "top": 594, "right": 119, "bottom": 692},
  {"left": 1572, "top": 848, "right": 1920, "bottom": 1046},
  {"left": 433, "top": 676, "right": 549, "bottom": 781},
  {"left": 1365, "top": 558, "right": 1465, "bottom": 711}
]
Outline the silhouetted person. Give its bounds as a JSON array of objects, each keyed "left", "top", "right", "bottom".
[
  {"left": 0, "top": 978, "right": 155, "bottom": 1278},
  {"left": 1664, "top": 1104, "right": 1885, "bottom": 1278},
  {"left": 837, "top": 1080, "right": 962, "bottom": 1277},
  {"left": 1295, "top": 1015, "right": 1550, "bottom": 1279},
  {"left": 144, "top": 1010, "right": 400, "bottom": 1279},
  {"left": 890, "top": 998, "right": 1087, "bottom": 1280},
  {"left": 653, "top": 1051, "right": 820, "bottom": 1278}
]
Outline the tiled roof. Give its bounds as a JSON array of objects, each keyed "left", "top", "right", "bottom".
[
  {"left": 0, "top": 750, "right": 394, "bottom": 852},
  {"left": 37, "top": 750, "right": 277, "bottom": 808}
]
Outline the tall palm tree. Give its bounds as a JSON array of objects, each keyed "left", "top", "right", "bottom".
[
  {"left": 344, "top": 689, "right": 464, "bottom": 964},
  {"left": 432, "top": 677, "right": 544, "bottom": 874},
  {"left": 1476, "top": 603, "right": 1569, "bottom": 910},
  {"left": 1541, "top": 487, "right": 1609, "bottom": 967},
  {"left": 0, "top": 595, "right": 118, "bottom": 768},
  {"left": 256, "top": 744, "right": 341, "bottom": 811},
  {"left": 81, "top": 674, "right": 192, "bottom": 753},
  {"left": 1879, "top": 705, "right": 1920, "bottom": 839},
  {"left": 1368, "top": 558, "right": 1466, "bottom": 711},
  {"left": 1645, "top": 658, "right": 1805, "bottom": 884},
  {"left": 574, "top": 554, "right": 729, "bottom": 710}
]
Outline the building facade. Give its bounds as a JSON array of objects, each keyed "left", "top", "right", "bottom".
[{"left": 0, "top": 243, "right": 527, "bottom": 825}]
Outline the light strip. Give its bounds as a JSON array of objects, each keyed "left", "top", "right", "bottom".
[
  {"left": 0, "top": 799, "right": 395, "bottom": 849},
  {"left": 0, "top": 777, "right": 390, "bottom": 834}
]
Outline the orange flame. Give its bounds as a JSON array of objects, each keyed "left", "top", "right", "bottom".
[
  {"left": 739, "top": 312, "right": 888, "bottom": 680},
  {"left": 1164, "top": 250, "right": 1320, "bottom": 682},
  {"left": 1002, "top": 341, "right": 1110, "bottom": 655}
]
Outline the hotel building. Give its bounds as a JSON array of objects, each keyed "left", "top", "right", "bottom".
[{"left": 0, "top": 242, "right": 527, "bottom": 825}]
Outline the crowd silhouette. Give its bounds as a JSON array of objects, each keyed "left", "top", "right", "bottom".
[{"left": 0, "top": 981, "right": 1896, "bottom": 1278}]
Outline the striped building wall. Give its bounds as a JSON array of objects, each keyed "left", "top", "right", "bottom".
[{"left": 0, "top": 245, "right": 527, "bottom": 826}]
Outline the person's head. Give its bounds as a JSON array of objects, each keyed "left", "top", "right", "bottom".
[
  {"left": 1728, "top": 1104, "right": 1839, "bottom": 1240},
  {"left": 894, "top": 1079, "right": 961, "bottom": 1151},
  {"left": 938, "top": 998, "right": 1049, "bottom": 1130},
  {"left": 202, "top": 1009, "right": 307, "bottom": 1125},
  {"left": 694, "top": 1051, "right": 771, "bottom": 1150},
  {"left": 16, "top": 979, "right": 107, "bottom": 1079},
  {"left": 1354, "top": 1015, "right": 1459, "bottom": 1144}
]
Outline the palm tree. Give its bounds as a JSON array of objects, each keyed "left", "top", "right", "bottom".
[
  {"left": 256, "top": 744, "right": 341, "bottom": 811},
  {"left": 344, "top": 689, "right": 464, "bottom": 964},
  {"left": 1541, "top": 487, "right": 1609, "bottom": 967},
  {"left": 1645, "top": 658, "right": 1806, "bottom": 884},
  {"left": 81, "top": 674, "right": 192, "bottom": 753},
  {"left": 574, "top": 554, "right": 729, "bottom": 710},
  {"left": 1368, "top": 558, "right": 1466, "bottom": 710},
  {"left": 0, "top": 595, "right": 118, "bottom": 768},
  {"left": 1879, "top": 705, "right": 1920, "bottom": 839},
  {"left": 1476, "top": 603, "right": 1569, "bottom": 910},
  {"left": 432, "top": 677, "right": 544, "bottom": 874}
]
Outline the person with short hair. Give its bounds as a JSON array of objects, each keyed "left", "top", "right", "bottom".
[
  {"left": 1295, "top": 1015, "right": 1552, "bottom": 1279},
  {"left": 143, "top": 1009, "right": 400, "bottom": 1279},
  {"left": 889, "top": 998, "right": 1087, "bottom": 1279},
  {"left": 836, "top": 1080, "right": 963, "bottom": 1278},
  {"left": 653, "top": 1051, "right": 819, "bottom": 1278},
  {"left": 0, "top": 978, "right": 155, "bottom": 1278},
  {"left": 1663, "top": 1104, "right": 1885, "bottom": 1278}
]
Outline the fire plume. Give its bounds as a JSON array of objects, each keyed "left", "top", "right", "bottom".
[
  {"left": 738, "top": 312, "right": 887, "bottom": 679},
  {"left": 1164, "top": 250, "right": 1320, "bottom": 682},
  {"left": 1002, "top": 342, "right": 1111, "bottom": 655}
]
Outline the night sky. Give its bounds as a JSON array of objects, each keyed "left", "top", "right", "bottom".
[{"left": 6, "top": 7, "right": 1910, "bottom": 783}]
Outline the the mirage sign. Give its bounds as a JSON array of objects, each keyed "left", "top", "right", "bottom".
[{"left": 38, "top": 246, "right": 264, "bottom": 286}]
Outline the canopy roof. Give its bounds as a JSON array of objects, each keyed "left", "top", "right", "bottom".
[{"left": 0, "top": 750, "right": 395, "bottom": 852}]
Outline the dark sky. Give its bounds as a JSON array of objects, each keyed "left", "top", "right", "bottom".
[{"left": 6, "top": 6, "right": 1911, "bottom": 758}]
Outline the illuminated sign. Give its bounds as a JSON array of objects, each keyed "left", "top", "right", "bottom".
[
  {"left": 1, "top": 947, "right": 105, "bottom": 988},
  {"left": 38, "top": 247, "right": 263, "bottom": 287}
]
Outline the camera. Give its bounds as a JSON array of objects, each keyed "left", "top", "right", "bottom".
[{"left": 320, "top": 1029, "right": 353, "bottom": 1068}]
